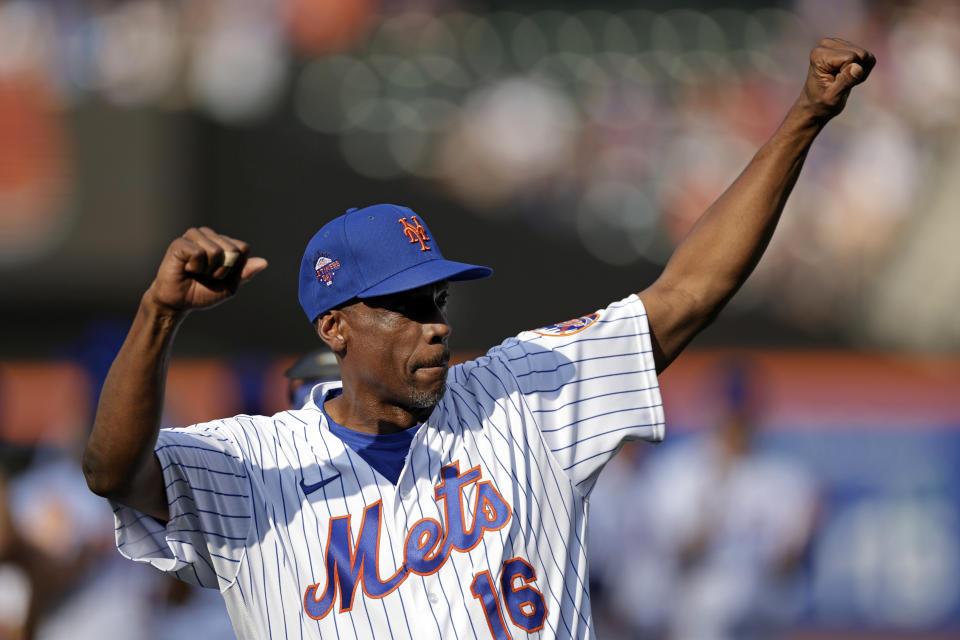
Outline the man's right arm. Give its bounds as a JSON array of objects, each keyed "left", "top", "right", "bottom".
[{"left": 82, "top": 228, "right": 267, "bottom": 521}]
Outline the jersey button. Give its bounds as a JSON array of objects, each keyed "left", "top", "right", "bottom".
[{"left": 428, "top": 593, "right": 439, "bottom": 604}]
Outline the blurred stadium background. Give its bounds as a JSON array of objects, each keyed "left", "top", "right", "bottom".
[{"left": 0, "top": 0, "right": 958, "bottom": 638}]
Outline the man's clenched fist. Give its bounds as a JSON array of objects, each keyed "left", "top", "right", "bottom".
[
  {"left": 146, "top": 227, "right": 268, "bottom": 314},
  {"left": 801, "top": 37, "right": 875, "bottom": 120}
]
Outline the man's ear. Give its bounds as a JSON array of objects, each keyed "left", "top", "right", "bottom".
[{"left": 316, "top": 311, "right": 347, "bottom": 356}]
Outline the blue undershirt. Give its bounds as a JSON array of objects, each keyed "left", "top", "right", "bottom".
[{"left": 320, "top": 390, "right": 421, "bottom": 485}]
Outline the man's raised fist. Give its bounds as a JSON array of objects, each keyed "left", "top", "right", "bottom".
[
  {"left": 801, "top": 37, "right": 876, "bottom": 120},
  {"left": 145, "top": 227, "right": 268, "bottom": 314}
]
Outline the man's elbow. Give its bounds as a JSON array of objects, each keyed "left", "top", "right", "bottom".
[
  {"left": 650, "top": 280, "right": 720, "bottom": 329},
  {"left": 81, "top": 460, "right": 112, "bottom": 498},
  {"left": 641, "top": 280, "right": 728, "bottom": 371},
  {"left": 81, "top": 447, "right": 126, "bottom": 499}
]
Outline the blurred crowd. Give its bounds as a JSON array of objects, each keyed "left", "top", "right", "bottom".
[
  {"left": 3, "top": 0, "right": 960, "bottom": 347},
  {"left": 0, "top": 438, "right": 236, "bottom": 640}
]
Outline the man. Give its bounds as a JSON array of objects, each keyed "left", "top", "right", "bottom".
[
  {"left": 83, "top": 39, "right": 874, "bottom": 639},
  {"left": 284, "top": 348, "right": 341, "bottom": 409}
]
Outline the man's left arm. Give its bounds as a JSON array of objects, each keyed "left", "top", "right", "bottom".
[{"left": 639, "top": 38, "right": 875, "bottom": 373}]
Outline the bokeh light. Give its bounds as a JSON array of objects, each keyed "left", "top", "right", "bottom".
[{"left": 0, "top": 1, "right": 955, "bottom": 347}]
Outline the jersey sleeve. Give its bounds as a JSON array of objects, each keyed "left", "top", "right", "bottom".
[
  {"left": 490, "top": 294, "right": 664, "bottom": 494},
  {"left": 111, "top": 421, "right": 252, "bottom": 590}
]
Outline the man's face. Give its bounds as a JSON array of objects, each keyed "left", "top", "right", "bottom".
[{"left": 338, "top": 281, "right": 451, "bottom": 410}]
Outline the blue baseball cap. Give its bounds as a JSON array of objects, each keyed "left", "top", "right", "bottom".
[{"left": 298, "top": 204, "right": 493, "bottom": 323}]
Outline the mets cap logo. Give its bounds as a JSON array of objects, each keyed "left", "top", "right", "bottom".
[
  {"left": 398, "top": 215, "right": 431, "bottom": 251},
  {"left": 315, "top": 253, "right": 342, "bottom": 287},
  {"left": 532, "top": 312, "right": 600, "bottom": 337}
]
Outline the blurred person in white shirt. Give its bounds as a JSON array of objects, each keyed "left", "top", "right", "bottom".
[{"left": 591, "top": 362, "right": 818, "bottom": 640}]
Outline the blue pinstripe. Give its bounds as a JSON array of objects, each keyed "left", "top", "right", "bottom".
[
  {"left": 315, "top": 428, "right": 376, "bottom": 640},
  {"left": 301, "top": 424, "right": 344, "bottom": 640},
  {"left": 274, "top": 533, "right": 291, "bottom": 640},
  {"left": 447, "top": 384, "right": 572, "bottom": 637},
  {"left": 421, "top": 429, "right": 472, "bottom": 640},
  {"left": 366, "top": 478, "right": 416, "bottom": 640},
  {"left": 272, "top": 427, "right": 301, "bottom": 640},
  {"left": 340, "top": 447, "right": 399, "bottom": 640},
  {"left": 531, "top": 386, "right": 657, "bottom": 414},
  {"left": 239, "top": 420, "right": 274, "bottom": 639},
  {"left": 540, "top": 400, "right": 662, "bottom": 434},
  {"left": 406, "top": 433, "right": 454, "bottom": 640},
  {"left": 465, "top": 367, "right": 596, "bottom": 631},
  {"left": 156, "top": 442, "right": 241, "bottom": 459},
  {"left": 163, "top": 476, "right": 248, "bottom": 498},
  {"left": 566, "top": 446, "right": 623, "bottom": 471},
  {"left": 114, "top": 511, "right": 161, "bottom": 531},
  {"left": 426, "top": 404, "right": 483, "bottom": 640},
  {"left": 161, "top": 460, "right": 247, "bottom": 478},
  {"left": 510, "top": 350, "right": 650, "bottom": 379},
  {"left": 551, "top": 422, "right": 662, "bottom": 453},
  {"left": 444, "top": 381, "right": 560, "bottom": 638},
  {"left": 522, "top": 365, "right": 656, "bottom": 394},
  {"left": 164, "top": 537, "right": 232, "bottom": 584}
]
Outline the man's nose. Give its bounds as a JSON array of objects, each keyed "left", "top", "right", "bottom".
[
  {"left": 425, "top": 318, "right": 451, "bottom": 343},
  {"left": 423, "top": 309, "right": 451, "bottom": 343}
]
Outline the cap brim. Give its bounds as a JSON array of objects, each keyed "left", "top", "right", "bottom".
[{"left": 358, "top": 259, "right": 492, "bottom": 298}]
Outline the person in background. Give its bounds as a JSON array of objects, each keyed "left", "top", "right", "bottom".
[
  {"left": 284, "top": 347, "right": 341, "bottom": 409},
  {"left": 0, "top": 442, "right": 157, "bottom": 640},
  {"left": 592, "top": 362, "right": 819, "bottom": 640}
]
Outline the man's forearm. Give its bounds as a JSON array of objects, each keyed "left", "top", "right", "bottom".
[
  {"left": 660, "top": 100, "right": 824, "bottom": 321},
  {"left": 83, "top": 227, "right": 265, "bottom": 519},
  {"left": 640, "top": 39, "right": 874, "bottom": 372},
  {"left": 82, "top": 293, "right": 184, "bottom": 517}
]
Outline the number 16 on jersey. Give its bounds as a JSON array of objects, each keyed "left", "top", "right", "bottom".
[{"left": 471, "top": 557, "right": 548, "bottom": 639}]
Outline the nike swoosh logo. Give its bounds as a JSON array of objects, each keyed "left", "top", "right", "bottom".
[{"left": 300, "top": 473, "right": 340, "bottom": 496}]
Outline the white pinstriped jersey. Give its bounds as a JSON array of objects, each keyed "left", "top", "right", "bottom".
[{"left": 112, "top": 294, "right": 664, "bottom": 640}]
